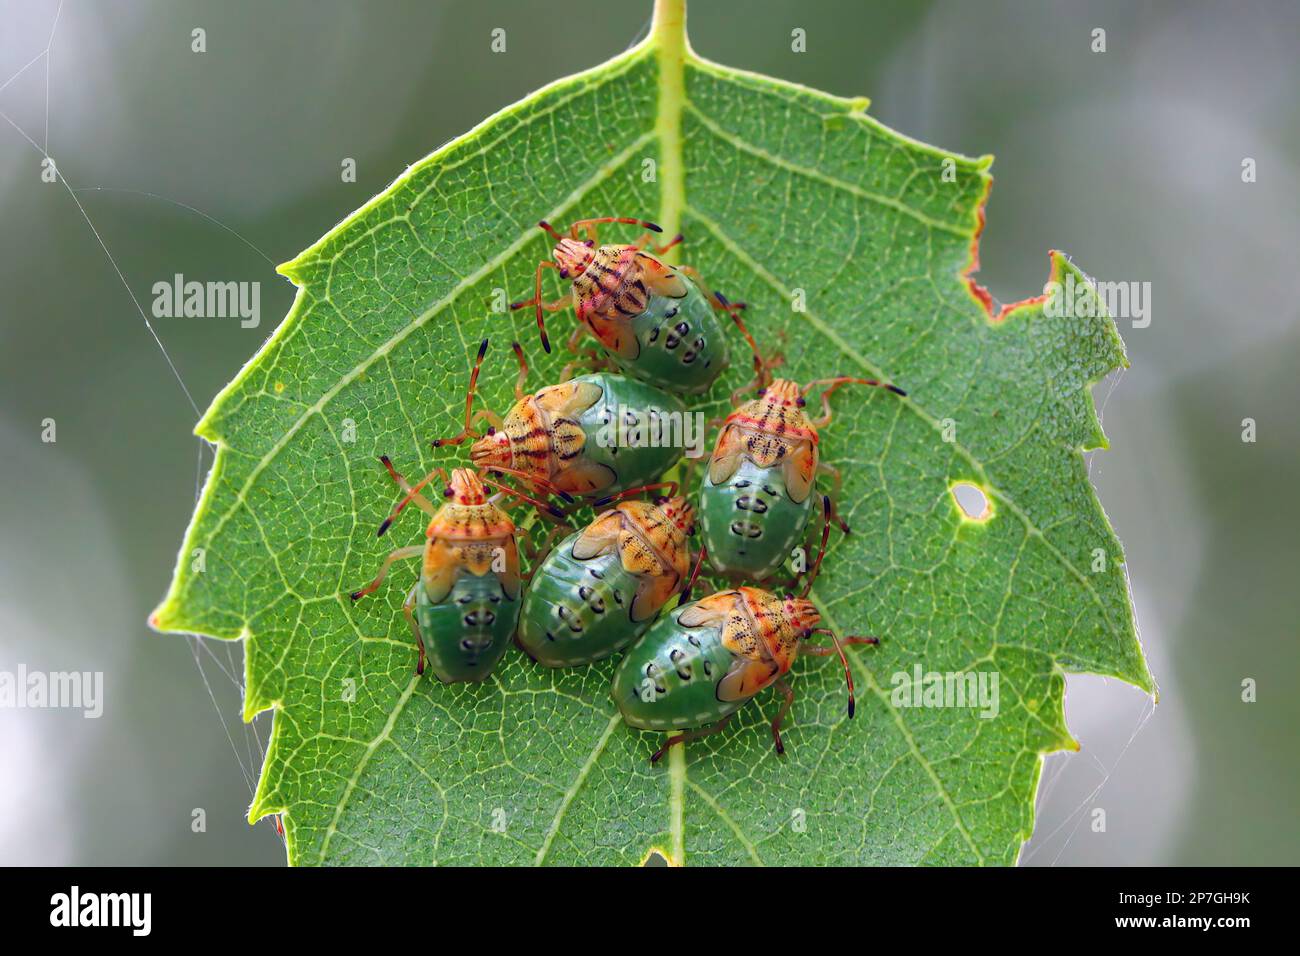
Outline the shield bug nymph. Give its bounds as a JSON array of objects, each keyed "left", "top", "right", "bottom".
[
  {"left": 612, "top": 499, "right": 880, "bottom": 762},
  {"left": 347, "top": 463, "right": 564, "bottom": 683},
  {"left": 436, "top": 337, "right": 693, "bottom": 500},
  {"left": 699, "top": 374, "right": 907, "bottom": 583},
  {"left": 515, "top": 482, "right": 703, "bottom": 668},
  {"left": 509, "top": 217, "right": 764, "bottom": 395}
]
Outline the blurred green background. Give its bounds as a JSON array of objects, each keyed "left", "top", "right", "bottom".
[{"left": 1, "top": 0, "right": 1296, "bottom": 866}]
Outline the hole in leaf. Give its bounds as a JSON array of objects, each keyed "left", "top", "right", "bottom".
[
  {"left": 950, "top": 482, "right": 992, "bottom": 522},
  {"left": 641, "top": 848, "right": 671, "bottom": 867}
]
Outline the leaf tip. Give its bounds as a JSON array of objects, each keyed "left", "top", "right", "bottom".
[
  {"left": 193, "top": 410, "right": 220, "bottom": 444},
  {"left": 247, "top": 789, "right": 280, "bottom": 826},
  {"left": 275, "top": 258, "right": 304, "bottom": 284},
  {"left": 147, "top": 598, "right": 184, "bottom": 635}
]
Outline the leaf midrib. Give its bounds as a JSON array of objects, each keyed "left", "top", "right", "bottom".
[{"left": 654, "top": 0, "right": 691, "bottom": 870}]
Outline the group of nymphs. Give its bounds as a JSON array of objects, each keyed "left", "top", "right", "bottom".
[{"left": 350, "top": 216, "right": 907, "bottom": 762}]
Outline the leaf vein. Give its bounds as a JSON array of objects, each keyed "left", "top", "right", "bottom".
[
  {"left": 534, "top": 713, "right": 621, "bottom": 865},
  {"left": 683, "top": 101, "right": 968, "bottom": 238},
  {"left": 200, "top": 130, "right": 657, "bottom": 550}
]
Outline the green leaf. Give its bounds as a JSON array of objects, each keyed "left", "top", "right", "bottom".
[{"left": 153, "top": 0, "right": 1153, "bottom": 865}]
